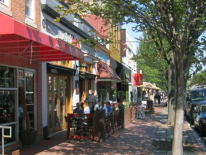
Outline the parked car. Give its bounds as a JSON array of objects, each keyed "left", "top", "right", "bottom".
[
  {"left": 185, "top": 88, "right": 206, "bottom": 125},
  {"left": 194, "top": 102, "right": 206, "bottom": 136}
]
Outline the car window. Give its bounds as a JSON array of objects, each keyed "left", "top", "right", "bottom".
[
  {"left": 191, "top": 90, "right": 206, "bottom": 101},
  {"left": 201, "top": 106, "right": 206, "bottom": 112}
]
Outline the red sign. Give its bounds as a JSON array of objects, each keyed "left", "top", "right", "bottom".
[
  {"left": 133, "top": 74, "right": 143, "bottom": 85},
  {"left": 120, "top": 29, "right": 126, "bottom": 57}
]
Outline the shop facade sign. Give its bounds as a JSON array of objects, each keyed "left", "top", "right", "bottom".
[{"left": 57, "top": 31, "right": 73, "bottom": 44}]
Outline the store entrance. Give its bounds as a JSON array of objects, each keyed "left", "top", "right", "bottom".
[{"left": 47, "top": 74, "right": 68, "bottom": 135}]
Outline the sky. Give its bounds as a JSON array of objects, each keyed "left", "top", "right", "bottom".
[{"left": 125, "top": 23, "right": 143, "bottom": 49}]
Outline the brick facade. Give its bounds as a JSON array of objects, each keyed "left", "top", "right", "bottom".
[
  {"left": 0, "top": 0, "right": 42, "bottom": 152},
  {"left": 0, "top": 53, "right": 43, "bottom": 152},
  {"left": 10, "top": 0, "right": 41, "bottom": 31}
]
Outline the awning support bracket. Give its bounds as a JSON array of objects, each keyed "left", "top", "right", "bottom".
[
  {"left": 30, "top": 41, "right": 33, "bottom": 64},
  {"left": 19, "top": 40, "right": 32, "bottom": 56}
]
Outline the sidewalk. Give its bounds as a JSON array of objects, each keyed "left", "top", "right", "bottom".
[
  {"left": 20, "top": 103, "right": 206, "bottom": 155},
  {"left": 20, "top": 105, "right": 164, "bottom": 155},
  {"left": 151, "top": 103, "right": 206, "bottom": 155}
]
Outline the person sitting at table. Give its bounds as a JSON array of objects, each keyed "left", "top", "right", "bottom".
[
  {"left": 73, "top": 102, "right": 83, "bottom": 114},
  {"left": 84, "top": 102, "right": 92, "bottom": 114},
  {"left": 105, "top": 101, "right": 112, "bottom": 114}
]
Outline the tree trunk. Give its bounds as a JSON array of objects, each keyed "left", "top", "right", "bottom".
[
  {"left": 172, "top": 53, "right": 186, "bottom": 155},
  {"left": 166, "top": 55, "right": 176, "bottom": 126}
]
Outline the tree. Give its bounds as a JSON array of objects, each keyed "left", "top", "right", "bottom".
[
  {"left": 57, "top": 0, "right": 206, "bottom": 154},
  {"left": 136, "top": 32, "right": 177, "bottom": 126}
]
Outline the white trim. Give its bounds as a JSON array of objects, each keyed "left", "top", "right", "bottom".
[
  {"left": 0, "top": 1, "right": 12, "bottom": 16},
  {"left": 25, "top": 16, "right": 37, "bottom": 28}
]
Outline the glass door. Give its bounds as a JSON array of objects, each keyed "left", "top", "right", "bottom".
[{"left": 48, "top": 74, "right": 68, "bottom": 135}]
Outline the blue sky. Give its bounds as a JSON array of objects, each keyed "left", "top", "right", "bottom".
[{"left": 125, "top": 23, "right": 143, "bottom": 48}]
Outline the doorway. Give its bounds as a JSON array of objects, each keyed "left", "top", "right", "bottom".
[{"left": 47, "top": 74, "right": 69, "bottom": 135}]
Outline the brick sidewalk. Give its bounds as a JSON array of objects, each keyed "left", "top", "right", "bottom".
[{"left": 20, "top": 105, "right": 164, "bottom": 155}]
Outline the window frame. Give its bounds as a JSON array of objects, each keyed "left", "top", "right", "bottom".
[{"left": 0, "top": 63, "right": 36, "bottom": 144}]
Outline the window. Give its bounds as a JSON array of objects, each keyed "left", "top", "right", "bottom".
[
  {"left": 0, "top": 0, "right": 5, "bottom": 3},
  {"left": 25, "top": 0, "right": 32, "bottom": 17},
  {"left": 0, "top": 65, "right": 17, "bottom": 145},
  {"left": 0, "top": 66, "right": 16, "bottom": 88}
]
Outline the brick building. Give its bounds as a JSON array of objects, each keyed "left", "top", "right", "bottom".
[{"left": 0, "top": 0, "right": 83, "bottom": 152}]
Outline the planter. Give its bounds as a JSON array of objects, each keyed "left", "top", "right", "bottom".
[{"left": 20, "top": 130, "right": 37, "bottom": 146}]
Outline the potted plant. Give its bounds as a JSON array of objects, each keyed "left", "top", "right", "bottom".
[{"left": 19, "top": 86, "right": 37, "bottom": 146}]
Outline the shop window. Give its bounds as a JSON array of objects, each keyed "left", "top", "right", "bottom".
[
  {"left": 0, "top": 90, "right": 16, "bottom": 123},
  {"left": 0, "top": 65, "right": 17, "bottom": 144},
  {"left": 0, "top": 66, "right": 16, "bottom": 88}
]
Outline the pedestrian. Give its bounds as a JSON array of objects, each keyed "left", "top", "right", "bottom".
[
  {"left": 85, "top": 89, "right": 95, "bottom": 106},
  {"left": 154, "top": 93, "right": 157, "bottom": 104},
  {"left": 84, "top": 102, "right": 92, "bottom": 114},
  {"left": 85, "top": 89, "right": 95, "bottom": 113},
  {"left": 94, "top": 90, "right": 98, "bottom": 106},
  {"left": 94, "top": 100, "right": 102, "bottom": 111},
  {"left": 73, "top": 102, "right": 83, "bottom": 114},
  {"left": 157, "top": 93, "right": 160, "bottom": 106}
]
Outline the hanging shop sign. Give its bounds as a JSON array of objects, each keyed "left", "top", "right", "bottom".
[
  {"left": 133, "top": 74, "right": 143, "bottom": 86},
  {"left": 120, "top": 29, "right": 126, "bottom": 57}
]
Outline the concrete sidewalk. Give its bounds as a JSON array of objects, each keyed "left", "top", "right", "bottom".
[{"left": 151, "top": 104, "right": 206, "bottom": 155}]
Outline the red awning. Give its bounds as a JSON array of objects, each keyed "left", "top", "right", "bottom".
[
  {"left": 97, "top": 62, "right": 121, "bottom": 81},
  {"left": 0, "top": 12, "right": 84, "bottom": 61}
]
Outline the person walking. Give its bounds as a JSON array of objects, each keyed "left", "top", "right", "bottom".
[
  {"left": 85, "top": 89, "right": 95, "bottom": 113},
  {"left": 157, "top": 93, "right": 161, "bottom": 106}
]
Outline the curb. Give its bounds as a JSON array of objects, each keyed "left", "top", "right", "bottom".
[{"left": 184, "top": 120, "right": 206, "bottom": 154}]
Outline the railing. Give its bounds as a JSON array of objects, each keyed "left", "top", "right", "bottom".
[
  {"left": 0, "top": 126, "right": 12, "bottom": 155},
  {"left": 66, "top": 114, "right": 95, "bottom": 140},
  {"left": 66, "top": 104, "right": 134, "bottom": 142}
]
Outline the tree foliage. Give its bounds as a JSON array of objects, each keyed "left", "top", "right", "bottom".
[
  {"left": 191, "top": 70, "right": 206, "bottom": 85},
  {"left": 136, "top": 33, "right": 168, "bottom": 90}
]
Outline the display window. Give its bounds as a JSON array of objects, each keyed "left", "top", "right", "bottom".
[{"left": 0, "top": 65, "right": 36, "bottom": 145}]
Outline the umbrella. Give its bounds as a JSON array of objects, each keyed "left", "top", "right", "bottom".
[{"left": 137, "top": 82, "right": 161, "bottom": 90}]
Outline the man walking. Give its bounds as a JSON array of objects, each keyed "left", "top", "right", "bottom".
[{"left": 85, "top": 89, "right": 96, "bottom": 113}]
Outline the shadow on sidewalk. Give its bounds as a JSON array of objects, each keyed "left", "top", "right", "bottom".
[{"left": 20, "top": 106, "right": 167, "bottom": 155}]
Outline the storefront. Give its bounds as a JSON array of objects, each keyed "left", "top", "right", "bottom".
[
  {"left": 0, "top": 64, "right": 37, "bottom": 146},
  {"left": 97, "top": 62, "right": 121, "bottom": 102},
  {"left": 0, "top": 12, "right": 83, "bottom": 150},
  {"left": 46, "top": 63, "right": 75, "bottom": 135},
  {"left": 110, "top": 58, "right": 131, "bottom": 101},
  {"left": 79, "top": 62, "right": 96, "bottom": 103}
]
